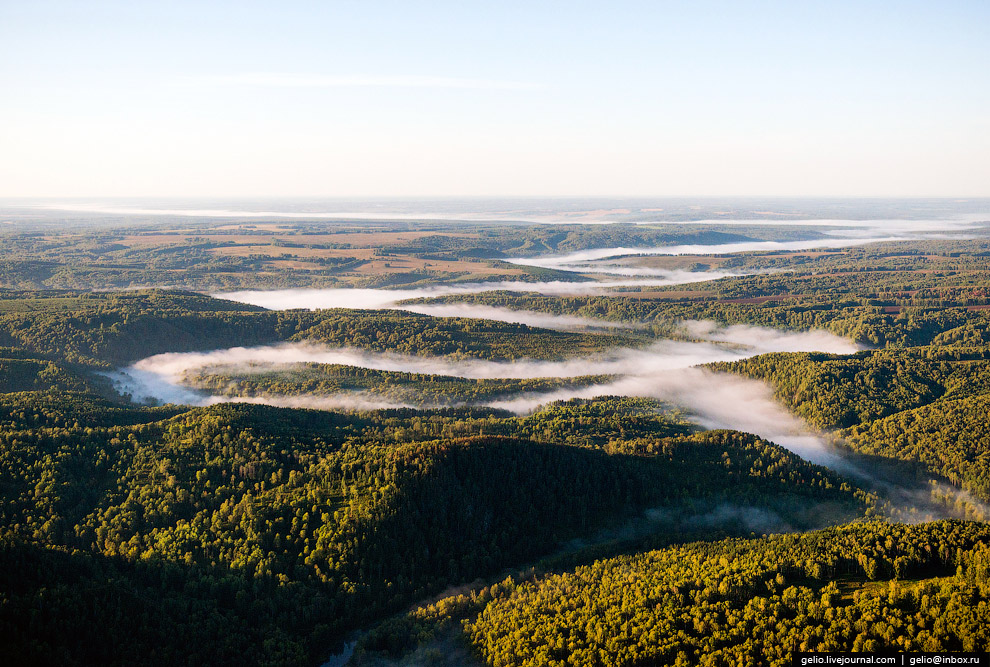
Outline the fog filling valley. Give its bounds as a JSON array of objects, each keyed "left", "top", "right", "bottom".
[
  {"left": 504, "top": 236, "right": 910, "bottom": 276},
  {"left": 213, "top": 270, "right": 751, "bottom": 316},
  {"left": 131, "top": 238, "right": 895, "bottom": 471},
  {"left": 215, "top": 287, "right": 652, "bottom": 331},
  {"left": 108, "top": 318, "right": 862, "bottom": 469},
  {"left": 100, "top": 233, "right": 990, "bottom": 542}
]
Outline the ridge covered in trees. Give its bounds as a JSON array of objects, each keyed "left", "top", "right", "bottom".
[
  {"left": 0, "top": 289, "right": 631, "bottom": 368},
  {"left": 349, "top": 521, "right": 990, "bottom": 667},
  {"left": 0, "top": 387, "right": 873, "bottom": 665}
]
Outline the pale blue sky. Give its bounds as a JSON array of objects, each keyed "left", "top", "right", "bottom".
[{"left": 1, "top": 1, "right": 987, "bottom": 197}]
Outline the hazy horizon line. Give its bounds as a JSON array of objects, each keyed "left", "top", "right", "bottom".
[{"left": 5, "top": 195, "right": 990, "bottom": 201}]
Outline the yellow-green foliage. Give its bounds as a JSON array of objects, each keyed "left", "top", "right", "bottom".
[{"left": 467, "top": 521, "right": 990, "bottom": 667}]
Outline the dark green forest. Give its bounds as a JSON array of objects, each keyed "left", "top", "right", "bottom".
[
  {"left": 0, "top": 389, "right": 873, "bottom": 665},
  {"left": 0, "top": 289, "right": 630, "bottom": 368}
]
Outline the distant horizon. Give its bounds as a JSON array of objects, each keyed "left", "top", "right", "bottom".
[
  {"left": 5, "top": 195, "right": 989, "bottom": 227},
  {"left": 7, "top": 194, "right": 990, "bottom": 202}
]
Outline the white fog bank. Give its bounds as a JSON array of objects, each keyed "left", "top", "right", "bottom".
[
  {"left": 214, "top": 269, "right": 747, "bottom": 312},
  {"left": 506, "top": 236, "right": 907, "bottom": 276},
  {"left": 106, "top": 320, "right": 860, "bottom": 467}
]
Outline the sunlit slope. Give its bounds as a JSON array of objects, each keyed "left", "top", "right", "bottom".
[
  {"left": 709, "top": 349, "right": 962, "bottom": 430},
  {"left": 0, "top": 392, "right": 873, "bottom": 665},
  {"left": 415, "top": 280, "right": 990, "bottom": 347},
  {"left": 383, "top": 521, "right": 990, "bottom": 667},
  {"left": 710, "top": 347, "right": 990, "bottom": 500},
  {"left": 844, "top": 393, "right": 990, "bottom": 499},
  {"left": 292, "top": 309, "right": 635, "bottom": 360},
  {"left": 0, "top": 289, "right": 290, "bottom": 366}
]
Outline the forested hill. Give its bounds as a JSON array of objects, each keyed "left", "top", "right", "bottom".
[
  {"left": 0, "top": 389, "right": 873, "bottom": 665},
  {"left": 295, "top": 309, "right": 633, "bottom": 360},
  {"left": 459, "top": 521, "right": 990, "bottom": 667},
  {"left": 411, "top": 277, "right": 990, "bottom": 507},
  {"left": 709, "top": 347, "right": 990, "bottom": 501},
  {"left": 189, "top": 363, "right": 616, "bottom": 406},
  {"left": 346, "top": 521, "right": 990, "bottom": 666},
  {"left": 415, "top": 290, "right": 990, "bottom": 347},
  {"left": 0, "top": 289, "right": 632, "bottom": 367},
  {"left": 708, "top": 348, "right": 990, "bottom": 431},
  {"left": 0, "top": 289, "right": 295, "bottom": 366}
]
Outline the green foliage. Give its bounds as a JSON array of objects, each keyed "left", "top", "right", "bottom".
[
  {"left": 190, "top": 363, "right": 615, "bottom": 406},
  {"left": 0, "top": 291, "right": 630, "bottom": 368},
  {"left": 709, "top": 349, "right": 952, "bottom": 430},
  {"left": 3, "top": 226, "right": 990, "bottom": 665},
  {"left": 0, "top": 392, "right": 871, "bottom": 665},
  {"left": 293, "top": 309, "right": 632, "bottom": 361},
  {"left": 420, "top": 292, "right": 990, "bottom": 347},
  {"left": 709, "top": 347, "right": 990, "bottom": 501},
  {"left": 0, "top": 289, "right": 298, "bottom": 366},
  {"left": 0, "top": 357, "right": 90, "bottom": 393},
  {"left": 844, "top": 393, "right": 990, "bottom": 500},
  {"left": 465, "top": 521, "right": 990, "bottom": 667}
]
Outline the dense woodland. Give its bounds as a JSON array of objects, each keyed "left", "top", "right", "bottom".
[
  {"left": 707, "top": 348, "right": 990, "bottom": 501},
  {"left": 189, "top": 363, "right": 615, "bottom": 407},
  {"left": 1, "top": 217, "right": 990, "bottom": 665},
  {"left": 0, "top": 389, "right": 872, "bottom": 665},
  {"left": 0, "top": 290, "right": 630, "bottom": 368},
  {"left": 463, "top": 521, "right": 990, "bottom": 666},
  {"left": 420, "top": 286, "right": 990, "bottom": 348}
]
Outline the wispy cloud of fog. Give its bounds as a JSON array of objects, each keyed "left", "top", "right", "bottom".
[
  {"left": 561, "top": 502, "right": 796, "bottom": 556},
  {"left": 217, "top": 287, "right": 463, "bottom": 310},
  {"left": 214, "top": 274, "right": 743, "bottom": 307},
  {"left": 214, "top": 273, "right": 750, "bottom": 329},
  {"left": 646, "top": 503, "right": 795, "bottom": 534},
  {"left": 485, "top": 367, "right": 848, "bottom": 468},
  {"left": 550, "top": 263, "right": 754, "bottom": 278},
  {"left": 507, "top": 237, "right": 908, "bottom": 276},
  {"left": 113, "top": 320, "right": 856, "bottom": 384},
  {"left": 398, "top": 303, "right": 640, "bottom": 330},
  {"left": 102, "top": 366, "right": 412, "bottom": 412},
  {"left": 660, "top": 217, "right": 988, "bottom": 235},
  {"left": 218, "top": 234, "right": 918, "bottom": 313},
  {"left": 108, "top": 321, "right": 860, "bottom": 467},
  {"left": 681, "top": 320, "right": 860, "bottom": 354}
]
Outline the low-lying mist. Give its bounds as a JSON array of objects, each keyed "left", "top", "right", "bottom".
[
  {"left": 506, "top": 236, "right": 908, "bottom": 273},
  {"left": 107, "top": 320, "right": 861, "bottom": 467},
  {"left": 214, "top": 269, "right": 750, "bottom": 323},
  {"left": 485, "top": 367, "right": 848, "bottom": 469},
  {"left": 106, "top": 315, "right": 986, "bottom": 520},
  {"left": 397, "top": 303, "right": 639, "bottom": 330}
]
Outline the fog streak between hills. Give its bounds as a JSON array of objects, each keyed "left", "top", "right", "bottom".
[{"left": 109, "top": 321, "right": 860, "bottom": 467}]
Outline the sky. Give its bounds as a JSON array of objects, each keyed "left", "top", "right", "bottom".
[{"left": 1, "top": 1, "right": 988, "bottom": 198}]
